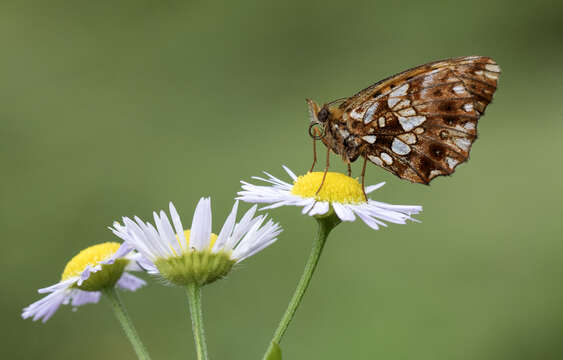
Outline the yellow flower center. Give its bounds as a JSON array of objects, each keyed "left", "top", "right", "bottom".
[
  {"left": 290, "top": 171, "right": 365, "bottom": 204},
  {"left": 180, "top": 230, "right": 218, "bottom": 251},
  {"left": 61, "top": 242, "right": 121, "bottom": 281}
]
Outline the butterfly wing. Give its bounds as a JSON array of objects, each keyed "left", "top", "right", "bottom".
[{"left": 334, "top": 56, "right": 500, "bottom": 184}]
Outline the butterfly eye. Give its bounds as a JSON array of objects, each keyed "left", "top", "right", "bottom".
[
  {"left": 308, "top": 122, "right": 325, "bottom": 140},
  {"left": 317, "top": 108, "right": 329, "bottom": 122}
]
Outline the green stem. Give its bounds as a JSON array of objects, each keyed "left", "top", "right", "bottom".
[
  {"left": 103, "top": 287, "right": 152, "bottom": 360},
  {"left": 263, "top": 213, "right": 340, "bottom": 359},
  {"left": 186, "top": 283, "right": 209, "bottom": 360}
]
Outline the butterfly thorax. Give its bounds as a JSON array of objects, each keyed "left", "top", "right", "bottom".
[{"left": 320, "top": 105, "right": 363, "bottom": 163}]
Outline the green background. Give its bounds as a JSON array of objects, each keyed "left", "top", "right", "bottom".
[{"left": 3, "top": 1, "right": 563, "bottom": 359}]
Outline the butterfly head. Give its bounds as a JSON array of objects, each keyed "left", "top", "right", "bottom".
[{"left": 306, "top": 99, "right": 328, "bottom": 140}]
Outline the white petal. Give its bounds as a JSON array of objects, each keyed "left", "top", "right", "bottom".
[
  {"left": 232, "top": 219, "right": 281, "bottom": 261},
  {"left": 136, "top": 256, "right": 159, "bottom": 274},
  {"left": 308, "top": 201, "right": 329, "bottom": 216},
  {"left": 77, "top": 264, "right": 102, "bottom": 286},
  {"left": 23, "top": 284, "right": 72, "bottom": 322},
  {"left": 144, "top": 220, "right": 174, "bottom": 258},
  {"left": 69, "top": 290, "right": 101, "bottom": 306},
  {"left": 301, "top": 199, "right": 317, "bottom": 214},
  {"left": 159, "top": 210, "right": 184, "bottom": 252},
  {"left": 189, "top": 197, "right": 212, "bottom": 251},
  {"left": 154, "top": 211, "right": 182, "bottom": 256},
  {"left": 235, "top": 236, "right": 278, "bottom": 263},
  {"left": 225, "top": 206, "right": 261, "bottom": 250},
  {"left": 124, "top": 217, "right": 161, "bottom": 260},
  {"left": 38, "top": 278, "right": 77, "bottom": 294},
  {"left": 117, "top": 273, "right": 147, "bottom": 292},
  {"left": 231, "top": 216, "right": 266, "bottom": 256},
  {"left": 365, "top": 182, "right": 385, "bottom": 194},
  {"left": 213, "top": 200, "right": 239, "bottom": 253},
  {"left": 259, "top": 201, "right": 296, "bottom": 210},
  {"left": 355, "top": 211, "right": 382, "bottom": 230},
  {"left": 169, "top": 202, "right": 187, "bottom": 251},
  {"left": 282, "top": 165, "right": 298, "bottom": 181},
  {"left": 332, "top": 202, "right": 356, "bottom": 222},
  {"left": 100, "top": 242, "right": 133, "bottom": 265}
]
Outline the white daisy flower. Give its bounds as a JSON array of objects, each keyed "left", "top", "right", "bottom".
[
  {"left": 22, "top": 242, "right": 146, "bottom": 323},
  {"left": 237, "top": 166, "right": 422, "bottom": 230},
  {"left": 110, "top": 197, "right": 282, "bottom": 287}
]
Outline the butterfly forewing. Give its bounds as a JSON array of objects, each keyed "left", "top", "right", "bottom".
[{"left": 326, "top": 56, "right": 500, "bottom": 184}]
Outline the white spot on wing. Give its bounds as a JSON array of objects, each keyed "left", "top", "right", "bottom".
[
  {"left": 485, "top": 64, "right": 500, "bottom": 72},
  {"left": 363, "top": 102, "right": 379, "bottom": 124},
  {"left": 393, "top": 99, "right": 411, "bottom": 110},
  {"left": 391, "top": 138, "right": 411, "bottom": 155},
  {"left": 455, "top": 137, "right": 471, "bottom": 151},
  {"left": 389, "top": 83, "right": 409, "bottom": 97},
  {"left": 452, "top": 85, "right": 465, "bottom": 95},
  {"left": 421, "top": 69, "right": 442, "bottom": 86},
  {"left": 368, "top": 155, "right": 383, "bottom": 166},
  {"left": 398, "top": 132, "right": 417, "bottom": 144},
  {"left": 446, "top": 157, "right": 459, "bottom": 169},
  {"left": 398, "top": 107, "right": 416, "bottom": 117},
  {"left": 485, "top": 71, "right": 499, "bottom": 80},
  {"left": 380, "top": 152, "right": 393, "bottom": 165},
  {"left": 362, "top": 135, "right": 377, "bottom": 144},
  {"left": 413, "top": 127, "right": 424, "bottom": 134},
  {"left": 388, "top": 97, "right": 401, "bottom": 108},
  {"left": 429, "top": 170, "right": 442, "bottom": 178},
  {"left": 349, "top": 108, "right": 364, "bottom": 121},
  {"left": 378, "top": 117, "right": 386, "bottom": 128},
  {"left": 463, "top": 103, "right": 474, "bottom": 112},
  {"left": 339, "top": 128, "right": 350, "bottom": 139},
  {"left": 464, "top": 122, "right": 475, "bottom": 130},
  {"left": 398, "top": 115, "right": 426, "bottom": 131}
]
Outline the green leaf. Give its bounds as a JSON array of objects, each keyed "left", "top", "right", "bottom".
[{"left": 265, "top": 342, "right": 282, "bottom": 360}]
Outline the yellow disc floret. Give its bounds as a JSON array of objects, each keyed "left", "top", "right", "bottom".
[
  {"left": 61, "top": 242, "right": 128, "bottom": 291},
  {"left": 291, "top": 172, "right": 365, "bottom": 204},
  {"left": 62, "top": 242, "right": 121, "bottom": 281}
]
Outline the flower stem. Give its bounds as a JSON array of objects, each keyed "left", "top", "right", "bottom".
[
  {"left": 186, "top": 283, "right": 209, "bottom": 360},
  {"left": 103, "top": 287, "right": 152, "bottom": 360},
  {"left": 263, "top": 212, "right": 340, "bottom": 359}
]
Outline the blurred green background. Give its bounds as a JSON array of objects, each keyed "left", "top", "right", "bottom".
[{"left": 3, "top": 0, "right": 563, "bottom": 359}]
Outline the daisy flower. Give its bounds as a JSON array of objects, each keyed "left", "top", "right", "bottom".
[
  {"left": 22, "top": 242, "right": 145, "bottom": 323},
  {"left": 237, "top": 166, "right": 422, "bottom": 230},
  {"left": 111, "top": 197, "right": 281, "bottom": 360},
  {"left": 110, "top": 197, "right": 282, "bottom": 287}
]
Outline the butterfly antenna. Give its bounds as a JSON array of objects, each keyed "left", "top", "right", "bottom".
[{"left": 326, "top": 97, "right": 347, "bottom": 106}]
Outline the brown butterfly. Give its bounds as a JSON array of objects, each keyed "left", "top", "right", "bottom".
[{"left": 307, "top": 56, "right": 500, "bottom": 192}]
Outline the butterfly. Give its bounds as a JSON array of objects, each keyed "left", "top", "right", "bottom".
[{"left": 307, "top": 56, "right": 500, "bottom": 187}]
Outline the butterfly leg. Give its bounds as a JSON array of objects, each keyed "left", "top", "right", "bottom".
[
  {"left": 309, "top": 133, "right": 318, "bottom": 173},
  {"left": 315, "top": 147, "right": 330, "bottom": 195},
  {"left": 361, "top": 156, "right": 368, "bottom": 201},
  {"left": 347, "top": 163, "right": 352, "bottom": 177}
]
